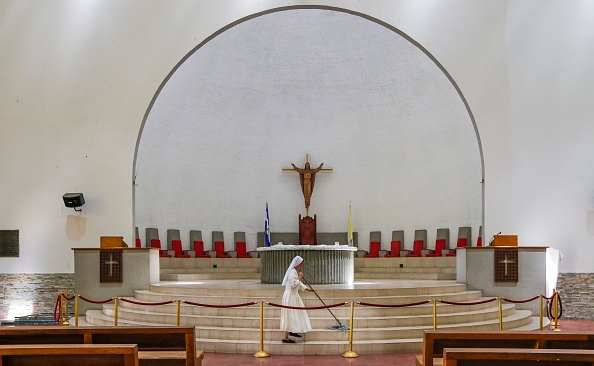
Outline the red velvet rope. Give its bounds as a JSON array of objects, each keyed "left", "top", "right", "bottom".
[
  {"left": 543, "top": 293, "right": 557, "bottom": 301},
  {"left": 184, "top": 300, "right": 258, "bottom": 308},
  {"left": 61, "top": 293, "right": 75, "bottom": 301},
  {"left": 119, "top": 298, "right": 175, "bottom": 306},
  {"left": 440, "top": 298, "right": 498, "bottom": 306},
  {"left": 358, "top": 300, "right": 431, "bottom": 308},
  {"left": 78, "top": 295, "right": 114, "bottom": 304},
  {"left": 53, "top": 295, "right": 62, "bottom": 322},
  {"left": 267, "top": 302, "right": 347, "bottom": 310},
  {"left": 502, "top": 295, "right": 540, "bottom": 304}
]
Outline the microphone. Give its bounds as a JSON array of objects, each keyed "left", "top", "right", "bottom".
[{"left": 489, "top": 232, "right": 501, "bottom": 244}]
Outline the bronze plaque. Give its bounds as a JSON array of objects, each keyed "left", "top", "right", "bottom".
[
  {"left": 494, "top": 248, "right": 518, "bottom": 282},
  {"left": 100, "top": 250, "right": 123, "bottom": 283}
]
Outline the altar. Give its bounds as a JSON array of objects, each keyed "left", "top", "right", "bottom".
[{"left": 258, "top": 244, "right": 356, "bottom": 284}]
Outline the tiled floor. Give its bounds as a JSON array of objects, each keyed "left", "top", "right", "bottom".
[{"left": 201, "top": 319, "right": 594, "bottom": 366}]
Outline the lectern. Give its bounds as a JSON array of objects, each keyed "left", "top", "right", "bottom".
[{"left": 491, "top": 234, "right": 518, "bottom": 246}]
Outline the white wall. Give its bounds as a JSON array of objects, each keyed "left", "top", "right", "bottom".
[
  {"left": 1, "top": 0, "right": 593, "bottom": 273},
  {"left": 135, "top": 8, "right": 482, "bottom": 252}
]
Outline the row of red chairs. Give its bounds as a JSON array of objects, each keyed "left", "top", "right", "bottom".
[
  {"left": 135, "top": 238, "right": 254, "bottom": 259},
  {"left": 364, "top": 236, "right": 482, "bottom": 258}
]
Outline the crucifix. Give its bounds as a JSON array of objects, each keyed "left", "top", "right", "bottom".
[
  {"left": 500, "top": 255, "right": 515, "bottom": 276},
  {"left": 283, "top": 154, "right": 333, "bottom": 216},
  {"left": 105, "top": 253, "right": 119, "bottom": 277}
]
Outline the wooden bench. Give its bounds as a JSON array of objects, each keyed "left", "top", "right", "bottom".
[
  {"left": 443, "top": 348, "right": 594, "bottom": 366},
  {"left": 0, "top": 326, "right": 203, "bottom": 366},
  {"left": 418, "top": 331, "right": 594, "bottom": 366},
  {"left": 0, "top": 344, "right": 139, "bottom": 366}
]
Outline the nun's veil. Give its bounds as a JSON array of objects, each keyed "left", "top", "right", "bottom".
[{"left": 281, "top": 256, "right": 303, "bottom": 286}]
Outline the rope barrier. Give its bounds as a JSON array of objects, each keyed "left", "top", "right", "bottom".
[
  {"left": 502, "top": 295, "right": 540, "bottom": 304},
  {"left": 267, "top": 301, "right": 347, "bottom": 310},
  {"left": 119, "top": 298, "right": 175, "bottom": 306},
  {"left": 546, "top": 293, "right": 563, "bottom": 320},
  {"left": 358, "top": 300, "right": 431, "bottom": 308},
  {"left": 184, "top": 300, "right": 258, "bottom": 308},
  {"left": 61, "top": 293, "right": 75, "bottom": 301},
  {"left": 439, "top": 298, "right": 498, "bottom": 306},
  {"left": 53, "top": 295, "right": 62, "bottom": 322},
  {"left": 78, "top": 296, "right": 114, "bottom": 304}
]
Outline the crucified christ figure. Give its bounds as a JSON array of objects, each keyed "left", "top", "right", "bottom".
[{"left": 291, "top": 161, "right": 324, "bottom": 209}]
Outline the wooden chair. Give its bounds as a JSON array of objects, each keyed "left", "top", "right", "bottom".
[
  {"left": 426, "top": 228, "right": 450, "bottom": 257},
  {"left": 211, "top": 231, "right": 231, "bottom": 258},
  {"left": 406, "top": 229, "right": 427, "bottom": 257},
  {"left": 385, "top": 230, "right": 406, "bottom": 257},
  {"left": 184, "top": 230, "right": 210, "bottom": 258}
]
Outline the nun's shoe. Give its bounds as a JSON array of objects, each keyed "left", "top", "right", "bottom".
[
  {"left": 282, "top": 339, "right": 295, "bottom": 343},
  {"left": 289, "top": 332, "right": 302, "bottom": 338}
]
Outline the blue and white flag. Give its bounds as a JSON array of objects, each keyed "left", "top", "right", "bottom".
[{"left": 264, "top": 203, "right": 271, "bottom": 247}]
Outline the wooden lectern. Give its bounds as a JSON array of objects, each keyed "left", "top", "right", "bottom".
[
  {"left": 100, "top": 236, "right": 128, "bottom": 248},
  {"left": 491, "top": 234, "right": 518, "bottom": 247},
  {"left": 299, "top": 214, "right": 317, "bottom": 245}
]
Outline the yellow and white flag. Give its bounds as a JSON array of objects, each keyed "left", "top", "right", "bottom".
[{"left": 347, "top": 201, "right": 353, "bottom": 246}]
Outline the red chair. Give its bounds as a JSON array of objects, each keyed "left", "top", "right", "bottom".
[
  {"left": 477, "top": 236, "right": 483, "bottom": 247},
  {"left": 406, "top": 240, "right": 424, "bottom": 257},
  {"left": 151, "top": 239, "right": 171, "bottom": 258},
  {"left": 214, "top": 241, "right": 231, "bottom": 258},
  {"left": 135, "top": 238, "right": 141, "bottom": 248},
  {"left": 384, "top": 241, "right": 402, "bottom": 257},
  {"left": 233, "top": 241, "right": 252, "bottom": 258},
  {"left": 187, "top": 240, "right": 210, "bottom": 258},
  {"left": 171, "top": 240, "right": 191, "bottom": 258},
  {"left": 364, "top": 242, "right": 381, "bottom": 257},
  {"left": 426, "top": 239, "right": 446, "bottom": 257},
  {"left": 446, "top": 238, "right": 468, "bottom": 256}
]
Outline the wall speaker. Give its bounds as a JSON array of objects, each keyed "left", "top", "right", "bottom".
[{"left": 63, "top": 193, "right": 85, "bottom": 210}]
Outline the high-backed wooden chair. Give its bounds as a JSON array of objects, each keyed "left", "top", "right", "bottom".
[
  {"left": 211, "top": 231, "right": 231, "bottom": 258},
  {"left": 406, "top": 229, "right": 427, "bottom": 257},
  {"left": 477, "top": 225, "right": 483, "bottom": 246},
  {"left": 146, "top": 227, "right": 170, "bottom": 257},
  {"left": 446, "top": 226, "right": 472, "bottom": 256},
  {"left": 426, "top": 228, "right": 450, "bottom": 257},
  {"left": 184, "top": 230, "right": 210, "bottom": 258}
]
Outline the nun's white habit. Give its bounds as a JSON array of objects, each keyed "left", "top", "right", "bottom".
[{"left": 280, "top": 256, "right": 312, "bottom": 333}]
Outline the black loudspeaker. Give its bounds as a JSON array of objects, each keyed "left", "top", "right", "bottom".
[{"left": 63, "top": 193, "right": 85, "bottom": 209}]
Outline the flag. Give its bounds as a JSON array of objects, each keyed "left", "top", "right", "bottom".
[
  {"left": 347, "top": 201, "right": 353, "bottom": 246},
  {"left": 265, "top": 203, "right": 271, "bottom": 247}
]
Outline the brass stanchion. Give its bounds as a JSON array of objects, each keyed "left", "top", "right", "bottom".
[
  {"left": 113, "top": 297, "right": 119, "bottom": 326},
  {"left": 539, "top": 295, "right": 543, "bottom": 331},
  {"left": 253, "top": 302, "right": 269, "bottom": 358},
  {"left": 176, "top": 300, "right": 182, "bottom": 326},
  {"left": 498, "top": 297, "right": 503, "bottom": 331},
  {"left": 553, "top": 290, "right": 561, "bottom": 332},
  {"left": 342, "top": 301, "right": 359, "bottom": 358},
  {"left": 75, "top": 295, "right": 79, "bottom": 327},
  {"left": 432, "top": 300, "right": 437, "bottom": 330},
  {"left": 61, "top": 290, "right": 69, "bottom": 326}
]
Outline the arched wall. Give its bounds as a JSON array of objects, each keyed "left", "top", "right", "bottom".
[{"left": 134, "top": 6, "right": 483, "bottom": 251}]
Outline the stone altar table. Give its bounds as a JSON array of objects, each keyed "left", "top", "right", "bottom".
[{"left": 257, "top": 244, "right": 356, "bottom": 284}]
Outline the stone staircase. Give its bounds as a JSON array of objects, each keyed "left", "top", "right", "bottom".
[{"left": 80, "top": 257, "right": 545, "bottom": 355}]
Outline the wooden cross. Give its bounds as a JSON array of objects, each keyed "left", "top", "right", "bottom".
[
  {"left": 105, "top": 253, "right": 119, "bottom": 277},
  {"left": 500, "top": 255, "right": 515, "bottom": 276},
  {"left": 283, "top": 154, "right": 333, "bottom": 216}
]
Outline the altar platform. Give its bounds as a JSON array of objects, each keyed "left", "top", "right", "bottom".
[{"left": 80, "top": 275, "right": 544, "bottom": 355}]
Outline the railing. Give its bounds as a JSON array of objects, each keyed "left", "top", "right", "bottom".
[{"left": 54, "top": 290, "right": 563, "bottom": 358}]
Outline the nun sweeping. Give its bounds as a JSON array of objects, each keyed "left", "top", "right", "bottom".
[{"left": 280, "top": 255, "right": 312, "bottom": 342}]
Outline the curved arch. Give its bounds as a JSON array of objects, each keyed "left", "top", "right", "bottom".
[{"left": 133, "top": 5, "right": 485, "bottom": 238}]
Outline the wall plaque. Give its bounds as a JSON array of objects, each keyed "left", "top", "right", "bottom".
[
  {"left": 494, "top": 248, "right": 518, "bottom": 282},
  {"left": 0, "top": 230, "right": 19, "bottom": 257},
  {"left": 100, "top": 250, "right": 123, "bottom": 283}
]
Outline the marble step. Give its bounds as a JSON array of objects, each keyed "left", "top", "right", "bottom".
[
  {"left": 132, "top": 289, "right": 482, "bottom": 308},
  {"left": 356, "top": 267, "right": 456, "bottom": 274},
  {"left": 355, "top": 273, "right": 456, "bottom": 280},
  {"left": 160, "top": 273, "right": 261, "bottom": 281},
  {"left": 103, "top": 301, "right": 517, "bottom": 329},
  {"left": 84, "top": 310, "right": 538, "bottom": 354}
]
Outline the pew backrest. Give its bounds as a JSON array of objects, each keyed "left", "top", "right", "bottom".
[
  {"left": 443, "top": 347, "right": 594, "bottom": 366},
  {"left": 0, "top": 343, "right": 139, "bottom": 366}
]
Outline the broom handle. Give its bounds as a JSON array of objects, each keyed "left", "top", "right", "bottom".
[{"left": 301, "top": 275, "right": 344, "bottom": 327}]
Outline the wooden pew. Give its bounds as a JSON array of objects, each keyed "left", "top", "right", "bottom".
[
  {"left": 0, "top": 326, "right": 203, "bottom": 366},
  {"left": 443, "top": 348, "right": 594, "bottom": 366},
  {"left": 0, "top": 344, "right": 138, "bottom": 366},
  {"left": 418, "top": 331, "right": 594, "bottom": 366}
]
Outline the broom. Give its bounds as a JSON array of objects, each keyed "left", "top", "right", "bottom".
[{"left": 301, "top": 275, "right": 349, "bottom": 331}]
